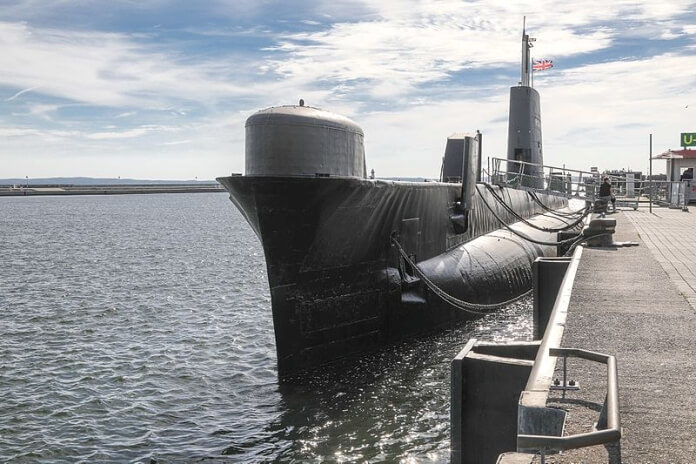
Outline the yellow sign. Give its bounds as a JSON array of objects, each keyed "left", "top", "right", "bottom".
[{"left": 682, "top": 132, "right": 696, "bottom": 147}]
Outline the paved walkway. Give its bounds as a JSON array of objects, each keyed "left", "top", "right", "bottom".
[
  {"left": 540, "top": 209, "right": 696, "bottom": 463},
  {"left": 625, "top": 208, "right": 696, "bottom": 309}
]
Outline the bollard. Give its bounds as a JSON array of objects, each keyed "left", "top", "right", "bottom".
[{"left": 583, "top": 218, "right": 616, "bottom": 247}]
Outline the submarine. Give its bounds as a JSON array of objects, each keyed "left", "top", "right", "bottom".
[{"left": 218, "top": 26, "right": 579, "bottom": 378}]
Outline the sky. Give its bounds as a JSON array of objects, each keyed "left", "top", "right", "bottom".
[{"left": 1, "top": 0, "right": 695, "bottom": 180}]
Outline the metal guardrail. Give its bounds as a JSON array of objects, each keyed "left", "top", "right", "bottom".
[
  {"left": 485, "top": 157, "right": 689, "bottom": 210},
  {"left": 518, "top": 347, "right": 621, "bottom": 456}
]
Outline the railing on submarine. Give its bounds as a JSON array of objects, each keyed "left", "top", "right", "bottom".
[{"left": 485, "top": 156, "right": 689, "bottom": 210}]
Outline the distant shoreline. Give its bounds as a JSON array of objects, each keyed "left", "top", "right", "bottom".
[{"left": 0, "top": 184, "right": 225, "bottom": 197}]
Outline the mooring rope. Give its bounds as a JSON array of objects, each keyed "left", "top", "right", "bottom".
[
  {"left": 389, "top": 194, "right": 605, "bottom": 313},
  {"left": 391, "top": 235, "right": 532, "bottom": 315},
  {"left": 476, "top": 188, "right": 582, "bottom": 247},
  {"left": 483, "top": 184, "right": 589, "bottom": 232},
  {"left": 561, "top": 231, "right": 614, "bottom": 257},
  {"left": 527, "top": 190, "right": 588, "bottom": 218},
  {"left": 480, "top": 187, "right": 611, "bottom": 256}
]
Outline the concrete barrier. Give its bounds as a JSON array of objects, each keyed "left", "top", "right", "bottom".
[
  {"left": 533, "top": 257, "right": 571, "bottom": 340},
  {"left": 451, "top": 340, "right": 538, "bottom": 464}
]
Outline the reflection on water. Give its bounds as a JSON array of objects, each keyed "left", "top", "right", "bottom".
[
  {"left": 224, "top": 299, "right": 532, "bottom": 463},
  {"left": 0, "top": 193, "right": 532, "bottom": 463}
]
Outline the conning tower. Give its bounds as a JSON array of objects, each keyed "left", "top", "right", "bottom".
[{"left": 506, "top": 20, "right": 544, "bottom": 189}]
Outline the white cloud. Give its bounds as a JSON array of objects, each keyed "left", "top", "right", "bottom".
[
  {"left": 0, "top": 21, "right": 247, "bottom": 108},
  {"left": 540, "top": 52, "right": 696, "bottom": 169},
  {"left": 0, "top": 127, "right": 82, "bottom": 140},
  {"left": 0, "top": 112, "right": 248, "bottom": 178},
  {"left": 0, "top": 123, "right": 178, "bottom": 141},
  {"left": 86, "top": 127, "right": 152, "bottom": 140},
  {"left": 261, "top": 0, "right": 694, "bottom": 104},
  {"left": 25, "top": 103, "right": 64, "bottom": 122},
  {"left": 0, "top": 127, "right": 41, "bottom": 137},
  {"left": 5, "top": 85, "right": 38, "bottom": 101},
  {"left": 85, "top": 123, "right": 182, "bottom": 140}
]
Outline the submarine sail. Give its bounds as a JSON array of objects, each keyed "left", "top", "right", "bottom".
[{"left": 507, "top": 20, "right": 545, "bottom": 189}]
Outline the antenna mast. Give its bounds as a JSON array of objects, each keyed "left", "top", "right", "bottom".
[{"left": 520, "top": 17, "right": 535, "bottom": 87}]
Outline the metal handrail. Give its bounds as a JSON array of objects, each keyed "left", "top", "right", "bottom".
[
  {"left": 489, "top": 156, "right": 689, "bottom": 209},
  {"left": 517, "top": 347, "right": 621, "bottom": 452},
  {"left": 490, "top": 156, "right": 619, "bottom": 182},
  {"left": 491, "top": 156, "right": 629, "bottom": 181}
]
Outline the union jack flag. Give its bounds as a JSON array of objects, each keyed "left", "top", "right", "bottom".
[{"left": 532, "top": 59, "right": 553, "bottom": 71}]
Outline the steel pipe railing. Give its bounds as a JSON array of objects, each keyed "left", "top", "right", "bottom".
[
  {"left": 517, "top": 347, "right": 621, "bottom": 454},
  {"left": 488, "top": 156, "right": 689, "bottom": 209}
]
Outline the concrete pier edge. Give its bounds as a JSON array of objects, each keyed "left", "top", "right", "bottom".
[
  {"left": 451, "top": 248, "right": 583, "bottom": 463},
  {"left": 498, "top": 208, "right": 696, "bottom": 463}
]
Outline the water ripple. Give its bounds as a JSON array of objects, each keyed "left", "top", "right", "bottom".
[{"left": 1, "top": 193, "right": 532, "bottom": 463}]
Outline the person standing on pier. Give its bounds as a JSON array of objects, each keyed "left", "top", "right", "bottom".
[{"left": 599, "top": 177, "right": 616, "bottom": 213}]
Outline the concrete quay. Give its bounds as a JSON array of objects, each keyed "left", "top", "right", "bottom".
[{"left": 540, "top": 208, "right": 696, "bottom": 463}]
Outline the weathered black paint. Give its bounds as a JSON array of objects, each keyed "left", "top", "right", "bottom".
[{"left": 218, "top": 175, "right": 568, "bottom": 378}]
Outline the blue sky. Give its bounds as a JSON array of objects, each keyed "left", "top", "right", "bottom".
[{"left": 1, "top": 0, "right": 695, "bottom": 179}]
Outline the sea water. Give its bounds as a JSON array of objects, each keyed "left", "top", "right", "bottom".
[{"left": 0, "top": 193, "right": 532, "bottom": 463}]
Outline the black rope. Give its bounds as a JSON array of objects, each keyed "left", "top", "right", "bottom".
[
  {"left": 391, "top": 235, "right": 532, "bottom": 314},
  {"left": 482, "top": 184, "right": 589, "bottom": 233},
  {"left": 389, "top": 191, "right": 600, "bottom": 314},
  {"left": 487, "top": 184, "right": 582, "bottom": 223},
  {"left": 476, "top": 187, "right": 582, "bottom": 247},
  {"left": 528, "top": 190, "right": 588, "bottom": 218},
  {"left": 562, "top": 232, "right": 614, "bottom": 257}
]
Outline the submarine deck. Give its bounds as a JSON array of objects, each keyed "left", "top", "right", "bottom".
[{"left": 541, "top": 208, "right": 696, "bottom": 462}]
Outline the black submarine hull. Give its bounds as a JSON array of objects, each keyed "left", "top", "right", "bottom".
[{"left": 218, "top": 175, "right": 569, "bottom": 377}]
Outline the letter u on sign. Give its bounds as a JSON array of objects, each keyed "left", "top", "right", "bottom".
[{"left": 682, "top": 132, "right": 696, "bottom": 147}]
